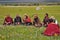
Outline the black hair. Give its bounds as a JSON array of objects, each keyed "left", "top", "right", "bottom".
[
  {"left": 26, "top": 16, "right": 28, "bottom": 19},
  {"left": 49, "top": 18, "right": 53, "bottom": 23},
  {"left": 46, "top": 13, "right": 48, "bottom": 16}
]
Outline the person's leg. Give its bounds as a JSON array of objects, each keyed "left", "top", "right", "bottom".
[
  {"left": 29, "top": 22, "right": 32, "bottom": 25},
  {"left": 43, "top": 22, "right": 47, "bottom": 27},
  {"left": 14, "top": 22, "right": 20, "bottom": 25},
  {"left": 7, "top": 22, "right": 13, "bottom": 25},
  {"left": 25, "top": 22, "right": 32, "bottom": 26},
  {"left": 3, "top": 22, "right": 9, "bottom": 25},
  {"left": 33, "top": 22, "right": 35, "bottom": 25},
  {"left": 8, "top": 23, "right": 11, "bottom": 25},
  {"left": 35, "top": 23, "right": 38, "bottom": 27},
  {"left": 38, "top": 23, "right": 42, "bottom": 27}
]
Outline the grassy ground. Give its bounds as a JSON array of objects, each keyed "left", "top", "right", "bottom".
[
  {"left": 0, "top": 5, "right": 60, "bottom": 40},
  {"left": 0, "top": 25, "right": 60, "bottom": 40}
]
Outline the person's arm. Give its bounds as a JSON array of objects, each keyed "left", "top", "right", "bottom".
[
  {"left": 14, "top": 18, "right": 16, "bottom": 23},
  {"left": 19, "top": 17, "right": 22, "bottom": 23},
  {"left": 3, "top": 18, "right": 6, "bottom": 25},
  {"left": 11, "top": 18, "right": 13, "bottom": 24},
  {"left": 3, "top": 18, "right": 9, "bottom": 25},
  {"left": 37, "top": 18, "right": 41, "bottom": 23}
]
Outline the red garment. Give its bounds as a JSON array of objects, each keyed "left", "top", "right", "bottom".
[
  {"left": 4, "top": 16, "right": 13, "bottom": 23},
  {"left": 44, "top": 23, "right": 59, "bottom": 36},
  {"left": 25, "top": 17, "right": 31, "bottom": 23},
  {"left": 59, "top": 28, "right": 60, "bottom": 34}
]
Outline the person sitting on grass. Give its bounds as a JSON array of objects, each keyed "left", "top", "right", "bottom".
[
  {"left": 43, "top": 13, "right": 49, "bottom": 27},
  {"left": 23, "top": 14, "right": 32, "bottom": 25},
  {"left": 33, "top": 14, "right": 42, "bottom": 27},
  {"left": 43, "top": 18, "right": 60, "bottom": 36},
  {"left": 14, "top": 15, "right": 22, "bottom": 25},
  {"left": 49, "top": 16, "right": 58, "bottom": 25},
  {"left": 3, "top": 15, "right": 13, "bottom": 25}
]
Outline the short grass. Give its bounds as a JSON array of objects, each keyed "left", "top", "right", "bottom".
[
  {"left": 0, "top": 25, "right": 60, "bottom": 40},
  {"left": 0, "top": 5, "right": 60, "bottom": 40}
]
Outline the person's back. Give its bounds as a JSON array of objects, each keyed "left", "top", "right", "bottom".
[
  {"left": 3, "top": 15, "right": 13, "bottom": 25},
  {"left": 33, "top": 16, "right": 39, "bottom": 24},
  {"left": 14, "top": 15, "right": 22, "bottom": 25},
  {"left": 43, "top": 19, "right": 59, "bottom": 36},
  {"left": 33, "top": 14, "right": 42, "bottom": 27},
  {"left": 23, "top": 14, "right": 32, "bottom": 25},
  {"left": 25, "top": 17, "right": 31, "bottom": 23},
  {"left": 5, "top": 16, "right": 12, "bottom": 22}
]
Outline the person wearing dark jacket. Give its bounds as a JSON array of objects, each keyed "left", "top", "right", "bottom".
[
  {"left": 43, "top": 13, "right": 49, "bottom": 27},
  {"left": 14, "top": 15, "right": 22, "bottom": 25},
  {"left": 33, "top": 14, "right": 42, "bottom": 27}
]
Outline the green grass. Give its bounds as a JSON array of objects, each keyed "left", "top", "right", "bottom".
[
  {"left": 0, "top": 5, "right": 60, "bottom": 40},
  {"left": 0, "top": 25, "right": 60, "bottom": 40}
]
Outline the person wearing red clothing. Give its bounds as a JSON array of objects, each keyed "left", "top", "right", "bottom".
[
  {"left": 23, "top": 14, "right": 32, "bottom": 25},
  {"left": 3, "top": 15, "right": 13, "bottom": 25},
  {"left": 43, "top": 18, "right": 60, "bottom": 36}
]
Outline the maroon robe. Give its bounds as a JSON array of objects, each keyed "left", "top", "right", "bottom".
[
  {"left": 4, "top": 16, "right": 13, "bottom": 25},
  {"left": 59, "top": 28, "right": 60, "bottom": 34},
  {"left": 44, "top": 23, "right": 59, "bottom": 36}
]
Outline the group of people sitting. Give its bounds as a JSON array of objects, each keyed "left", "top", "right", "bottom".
[
  {"left": 3, "top": 13, "right": 60, "bottom": 36},
  {"left": 3, "top": 14, "right": 32, "bottom": 26},
  {"left": 3, "top": 14, "right": 42, "bottom": 27}
]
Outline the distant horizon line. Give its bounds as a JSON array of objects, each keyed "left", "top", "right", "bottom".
[{"left": 0, "top": 1, "right": 60, "bottom": 2}]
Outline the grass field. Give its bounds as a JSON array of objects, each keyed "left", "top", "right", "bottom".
[{"left": 0, "top": 5, "right": 60, "bottom": 40}]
